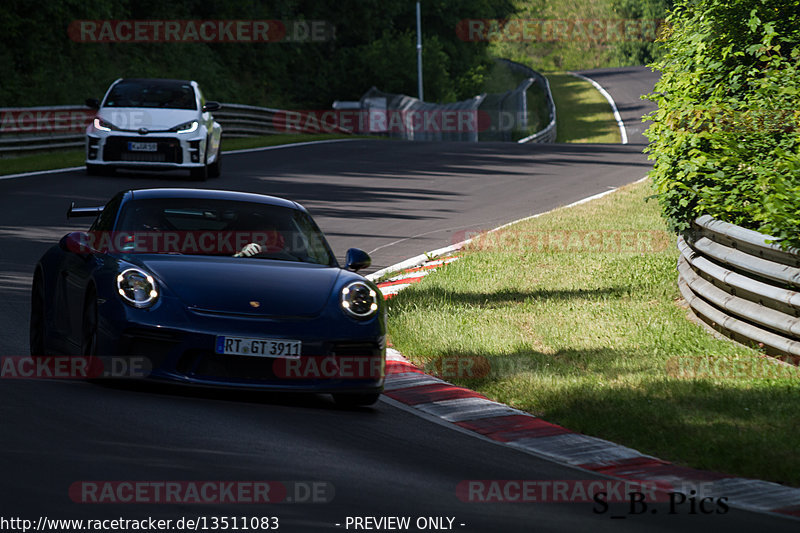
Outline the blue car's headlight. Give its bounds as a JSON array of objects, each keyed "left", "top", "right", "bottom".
[
  {"left": 117, "top": 268, "right": 159, "bottom": 308},
  {"left": 173, "top": 120, "right": 198, "bottom": 133},
  {"left": 340, "top": 281, "right": 378, "bottom": 318}
]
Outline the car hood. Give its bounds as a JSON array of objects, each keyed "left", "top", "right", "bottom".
[
  {"left": 135, "top": 256, "right": 342, "bottom": 317},
  {"left": 99, "top": 108, "right": 198, "bottom": 131}
]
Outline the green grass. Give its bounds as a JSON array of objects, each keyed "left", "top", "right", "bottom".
[
  {"left": 0, "top": 133, "right": 360, "bottom": 177},
  {"left": 546, "top": 73, "right": 620, "bottom": 143},
  {"left": 0, "top": 150, "right": 86, "bottom": 176},
  {"left": 387, "top": 180, "right": 800, "bottom": 487}
]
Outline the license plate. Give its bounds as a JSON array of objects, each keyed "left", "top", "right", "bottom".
[
  {"left": 215, "top": 336, "right": 301, "bottom": 358},
  {"left": 127, "top": 141, "right": 158, "bottom": 152}
]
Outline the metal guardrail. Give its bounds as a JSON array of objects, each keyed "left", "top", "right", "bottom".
[
  {"left": 0, "top": 106, "right": 91, "bottom": 154},
  {"left": 0, "top": 133, "right": 85, "bottom": 154},
  {"left": 217, "top": 104, "right": 353, "bottom": 137},
  {"left": 214, "top": 103, "right": 283, "bottom": 137},
  {"left": 677, "top": 215, "right": 800, "bottom": 360},
  {"left": 332, "top": 58, "right": 556, "bottom": 143},
  {"left": 355, "top": 87, "right": 486, "bottom": 142},
  {"left": 0, "top": 103, "right": 344, "bottom": 157},
  {"left": 494, "top": 59, "right": 557, "bottom": 144}
]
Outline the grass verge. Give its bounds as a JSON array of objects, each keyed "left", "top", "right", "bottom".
[
  {"left": 387, "top": 180, "right": 800, "bottom": 487},
  {"left": 0, "top": 133, "right": 361, "bottom": 177},
  {"left": 546, "top": 73, "right": 620, "bottom": 143}
]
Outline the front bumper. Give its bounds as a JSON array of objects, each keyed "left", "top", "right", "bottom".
[
  {"left": 86, "top": 131, "right": 208, "bottom": 170},
  {"left": 96, "top": 297, "right": 386, "bottom": 393}
]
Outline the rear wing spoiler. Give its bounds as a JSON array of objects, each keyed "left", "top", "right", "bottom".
[{"left": 67, "top": 202, "right": 103, "bottom": 218}]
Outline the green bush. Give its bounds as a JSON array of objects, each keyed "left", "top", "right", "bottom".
[
  {"left": 645, "top": 0, "right": 800, "bottom": 247},
  {"left": 489, "top": 0, "right": 673, "bottom": 71}
]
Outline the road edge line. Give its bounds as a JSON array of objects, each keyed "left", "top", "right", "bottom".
[{"left": 568, "top": 72, "right": 629, "bottom": 145}]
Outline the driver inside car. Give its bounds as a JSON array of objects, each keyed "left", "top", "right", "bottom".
[{"left": 234, "top": 242, "right": 262, "bottom": 257}]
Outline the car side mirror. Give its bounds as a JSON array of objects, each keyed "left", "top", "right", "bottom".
[
  {"left": 85, "top": 98, "right": 100, "bottom": 109},
  {"left": 344, "top": 248, "right": 371, "bottom": 272},
  {"left": 203, "top": 101, "right": 220, "bottom": 112},
  {"left": 59, "top": 232, "right": 94, "bottom": 256}
]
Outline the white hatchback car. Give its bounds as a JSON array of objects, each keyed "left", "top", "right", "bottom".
[{"left": 85, "top": 78, "right": 223, "bottom": 180}]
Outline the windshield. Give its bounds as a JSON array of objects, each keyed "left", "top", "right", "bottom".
[
  {"left": 104, "top": 80, "right": 197, "bottom": 109},
  {"left": 113, "top": 198, "right": 336, "bottom": 266}
]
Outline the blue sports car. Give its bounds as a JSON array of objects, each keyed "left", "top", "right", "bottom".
[{"left": 30, "top": 188, "right": 385, "bottom": 405}]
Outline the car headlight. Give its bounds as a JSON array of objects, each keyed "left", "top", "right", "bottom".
[
  {"left": 93, "top": 117, "right": 116, "bottom": 132},
  {"left": 340, "top": 281, "right": 379, "bottom": 318},
  {"left": 173, "top": 120, "right": 198, "bottom": 133},
  {"left": 117, "top": 268, "right": 159, "bottom": 308}
]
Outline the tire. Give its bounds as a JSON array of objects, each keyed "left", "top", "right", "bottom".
[
  {"left": 29, "top": 274, "right": 46, "bottom": 356},
  {"left": 332, "top": 392, "right": 381, "bottom": 407},
  {"left": 81, "top": 289, "right": 98, "bottom": 357}
]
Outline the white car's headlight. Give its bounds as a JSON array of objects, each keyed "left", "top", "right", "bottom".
[
  {"left": 173, "top": 120, "right": 198, "bottom": 133},
  {"left": 93, "top": 117, "right": 116, "bottom": 132},
  {"left": 340, "top": 282, "right": 379, "bottom": 318},
  {"left": 117, "top": 268, "right": 159, "bottom": 308}
]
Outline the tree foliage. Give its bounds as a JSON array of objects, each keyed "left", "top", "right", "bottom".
[
  {"left": 488, "top": 0, "right": 673, "bottom": 71},
  {"left": 0, "top": 0, "right": 515, "bottom": 108},
  {"left": 645, "top": 0, "right": 800, "bottom": 246}
]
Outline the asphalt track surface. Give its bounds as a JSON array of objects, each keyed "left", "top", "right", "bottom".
[
  {"left": 574, "top": 66, "right": 662, "bottom": 146},
  {"left": 0, "top": 67, "right": 795, "bottom": 532}
]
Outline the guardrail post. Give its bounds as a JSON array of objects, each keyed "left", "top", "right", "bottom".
[{"left": 677, "top": 215, "right": 800, "bottom": 361}]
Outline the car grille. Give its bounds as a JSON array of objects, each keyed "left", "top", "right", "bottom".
[
  {"left": 331, "top": 342, "right": 382, "bottom": 358},
  {"left": 179, "top": 350, "right": 279, "bottom": 381},
  {"left": 176, "top": 342, "right": 382, "bottom": 382},
  {"left": 103, "top": 137, "right": 183, "bottom": 163},
  {"left": 201, "top": 354, "right": 276, "bottom": 380}
]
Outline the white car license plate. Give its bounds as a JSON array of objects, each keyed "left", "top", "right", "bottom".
[
  {"left": 215, "top": 336, "right": 301, "bottom": 358},
  {"left": 127, "top": 141, "right": 158, "bottom": 152}
]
